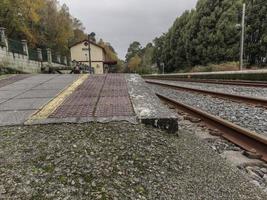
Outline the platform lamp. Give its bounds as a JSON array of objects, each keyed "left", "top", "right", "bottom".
[
  {"left": 160, "top": 62, "right": 165, "bottom": 74},
  {"left": 84, "top": 32, "right": 96, "bottom": 67}
]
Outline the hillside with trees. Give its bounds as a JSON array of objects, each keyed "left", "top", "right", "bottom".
[
  {"left": 126, "top": 0, "right": 267, "bottom": 74},
  {"left": 0, "top": 0, "right": 121, "bottom": 65}
]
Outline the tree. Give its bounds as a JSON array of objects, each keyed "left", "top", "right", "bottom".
[
  {"left": 125, "top": 41, "right": 142, "bottom": 62},
  {"left": 0, "top": 0, "right": 90, "bottom": 55},
  {"left": 0, "top": 0, "right": 44, "bottom": 42},
  {"left": 149, "top": 0, "right": 267, "bottom": 73},
  {"left": 246, "top": 0, "right": 267, "bottom": 66},
  {"left": 128, "top": 54, "right": 141, "bottom": 72}
]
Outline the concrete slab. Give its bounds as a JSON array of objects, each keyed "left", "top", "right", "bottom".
[
  {"left": 126, "top": 74, "right": 178, "bottom": 133},
  {"left": 0, "top": 110, "right": 34, "bottom": 126},
  {"left": 0, "top": 90, "right": 22, "bottom": 99},
  {"left": 17, "top": 89, "right": 61, "bottom": 99},
  {"left": 0, "top": 75, "right": 32, "bottom": 89},
  {"left": 46, "top": 75, "right": 79, "bottom": 84},
  {"left": 0, "top": 75, "right": 55, "bottom": 85},
  {"left": 0, "top": 83, "right": 36, "bottom": 91},
  {"left": 0, "top": 98, "right": 51, "bottom": 111},
  {"left": 0, "top": 99, "right": 8, "bottom": 104},
  {"left": 33, "top": 83, "right": 72, "bottom": 90},
  {"left": 0, "top": 75, "right": 82, "bottom": 126}
]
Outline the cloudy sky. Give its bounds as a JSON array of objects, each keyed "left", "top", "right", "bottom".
[{"left": 58, "top": 0, "right": 198, "bottom": 59}]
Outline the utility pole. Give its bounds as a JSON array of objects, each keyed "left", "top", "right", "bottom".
[
  {"left": 161, "top": 62, "right": 165, "bottom": 74},
  {"left": 87, "top": 34, "right": 92, "bottom": 67},
  {"left": 240, "top": 3, "right": 246, "bottom": 71}
]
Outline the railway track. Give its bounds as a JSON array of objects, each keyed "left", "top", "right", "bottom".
[
  {"left": 156, "top": 93, "right": 267, "bottom": 162},
  {"left": 146, "top": 80, "right": 267, "bottom": 107},
  {"left": 145, "top": 77, "right": 267, "bottom": 88}
]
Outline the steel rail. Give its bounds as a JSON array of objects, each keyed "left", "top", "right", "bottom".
[
  {"left": 145, "top": 77, "right": 267, "bottom": 88},
  {"left": 156, "top": 93, "right": 267, "bottom": 162},
  {"left": 146, "top": 80, "right": 267, "bottom": 107}
]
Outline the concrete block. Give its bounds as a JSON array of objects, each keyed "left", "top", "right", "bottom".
[{"left": 125, "top": 74, "right": 178, "bottom": 133}]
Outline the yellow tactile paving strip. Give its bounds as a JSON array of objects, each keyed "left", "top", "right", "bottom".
[{"left": 26, "top": 74, "right": 89, "bottom": 123}]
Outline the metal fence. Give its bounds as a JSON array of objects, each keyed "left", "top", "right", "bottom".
[
  {"left": 5, "top": 38, "right": 69, "bottom": 65},
  {"left": 52, "top": 54, "right": 60, "bottom": 64},
  {"left": 8, "top": 39, "right": 24, "bottom": 54},
  {"left": 42, "top": 49, "right": 48, "bottom": 62},
  {"left": 28, "top": 48, "right": 39, "bottom": 61}
]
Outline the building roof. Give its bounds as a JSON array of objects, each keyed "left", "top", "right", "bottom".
[{"left": 69, "top": 39, "right": 106, "bottom": 53}]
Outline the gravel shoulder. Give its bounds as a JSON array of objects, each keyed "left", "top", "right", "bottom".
[
  {"left": 0, "top": 123, "right": 266, "bottom": 199},
  {"left": 151, "top": 80, "right": 267, "bottom": 99},
  {"left": 149, "top": 84, "right": 267, "bottom": 136}
]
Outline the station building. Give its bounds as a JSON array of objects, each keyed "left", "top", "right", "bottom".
[{"left": 70, "top": 40, "right": 106, "bottom": 74}]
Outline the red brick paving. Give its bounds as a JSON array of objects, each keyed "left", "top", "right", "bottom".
[
  {"left": 50, "top": 74, "right": 134, "bottom": 119},
  {"left": 50, "top": 76, "right": 105, "bottom": 118},
  {"left": 0, "top": 75, "right": 32, "bottom": 89},
  {"left": 95, "top": 96, "right": 134, "bottom": 117},
  {"left": 95, "top": 74, "right": 134, "bottom": 117}
]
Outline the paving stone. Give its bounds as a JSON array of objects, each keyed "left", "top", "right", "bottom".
[
  {"left": 49, "top": 76, "right": 105, "bottom": 119},
  {"left": 50, "top": 105, "right": 95, "bottom": 118},
  {"left": 100, "top": 88, "right": 129, "bottom": 97},
  {"left": 0, "top": 98, "right": 51, "bottom": 111},
  {"left": 62, "top": 96, "right": 98, "bottom": 106},
  {"left": 95, "top": 96, "right": 134, "bottom": 117}
]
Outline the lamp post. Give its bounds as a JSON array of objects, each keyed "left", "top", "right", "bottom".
[
  {"left": 160, "top": 62, "right": 165, "bottom": 74},
  {"left": 236, "top": 4, "right": 246, "bottom": 71},
  {"left": 87, "top": 32, "right": 95, "bottom": 67},
  {"left": 240, "top": 3, "right": 246, "bottom": 71},
  {"left": 87, "top": 34, "right": 92, "bottom": 67}
]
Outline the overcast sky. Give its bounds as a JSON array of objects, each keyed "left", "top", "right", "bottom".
[{"left": 59, "top": 0, "right": 198, "bottom": 59}]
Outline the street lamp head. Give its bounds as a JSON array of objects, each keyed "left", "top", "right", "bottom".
[{"left": 89, "top": 32, "right": 96, "bottom": 37}]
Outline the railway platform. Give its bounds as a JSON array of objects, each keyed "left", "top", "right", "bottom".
[
  {"left": 0, "top": 74, "right": 267, "bottom": 199},
  {"left": 0, "top": 74, "right": 178, "bottom": 133}
]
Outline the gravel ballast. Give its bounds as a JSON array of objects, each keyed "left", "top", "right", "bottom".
[
  {"left": 0, "top": 123, "right": 266, "bottom": 199},
  {"left": 149, "top": 80, "right": 267, "bottom": 99},
  {"left": 149, "top": 84, "right": 267, "bottom": 136}
]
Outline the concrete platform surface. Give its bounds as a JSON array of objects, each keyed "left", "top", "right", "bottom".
[
  {"left": 0, "top": 74, "right": 79, "bottom": 126},
  {"left": 0, "top": 74, "right": 178, "bottom": 132}
]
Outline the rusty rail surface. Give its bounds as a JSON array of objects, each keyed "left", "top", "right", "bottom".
[
  {"left": 145, "top": 77, "right": 267, "bottom": 88},
  {"left": 146, "top": 80, "right": 267, "bottom": 107},
  {"left": 156, "top": 93, "right": 267, "bottom": 162}
]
